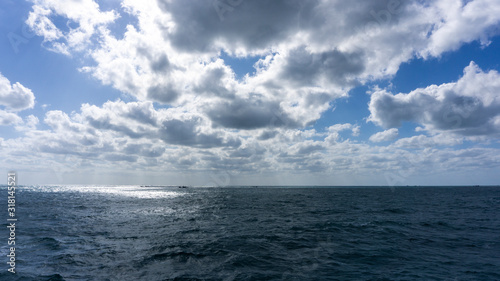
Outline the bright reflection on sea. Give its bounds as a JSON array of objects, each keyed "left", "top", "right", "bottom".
[{"left": 21, "top": 185, "right": 185, "bottom": 199}]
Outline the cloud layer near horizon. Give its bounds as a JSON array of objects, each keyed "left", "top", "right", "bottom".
[{"left": 2, "top": 0, "right": 500, "bottom": 185}]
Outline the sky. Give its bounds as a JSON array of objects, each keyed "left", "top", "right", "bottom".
[{"left": 1, "top": 0, "right": 500, "bottom": 186}]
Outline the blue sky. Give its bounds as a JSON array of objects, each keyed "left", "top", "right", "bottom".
[{"left": 1, "top": 0, "right": 500, "bottom": 186}]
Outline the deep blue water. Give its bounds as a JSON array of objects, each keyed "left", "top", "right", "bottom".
[{"left": 1, "top": 185, "right": 499, "bottom": 280}]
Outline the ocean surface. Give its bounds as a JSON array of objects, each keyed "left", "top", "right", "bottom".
[{"left": 1, "top": 185, "right": 499, "bottom": 280}]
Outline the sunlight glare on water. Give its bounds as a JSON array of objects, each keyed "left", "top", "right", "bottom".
[{"left": 21, "top": 185, "right": 185, "bottom": 199}]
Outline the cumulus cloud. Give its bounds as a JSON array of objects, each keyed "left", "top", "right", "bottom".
[
  {"left": 0, "top": 111, "right": 22, "bottom": 126},
  {"left": 325, "top": 123, "right": 360, "bottom": 143},
  {"left": 26, "top": 0, "right": 118, "bottom": 54},
  {"left": 15, "top": 115, "right": 39, "bottom": 131},
  {"left": 3, "top": 94, "right": 500, "bottom": 185},
  {"left": 158, "top": 0, "right": 313, "bottom": 54},
  {"left": 0, "top": 73, "right": 35, "bottom": 111},
  {"left": 38, "top": 100, "right": 243, "bottom": 154},
  {"left": 370, "top": 128, "right": 399, "bottom": 142},
  {"left": 422, "top": 0, "right": 500, "bottom": 57},
  {"left": 206, "top": 97, "right": 298, "bottom": 129},
  {"left": 8, "top": 0, "right": 500, "bottom": 184},
  {"left": 159, "top": 118, "right": 241, "bottom": 148},
  {"left": 278, "top": 46, "right": 365, "bottom": 87},
  {"left": 368, "top": 62, "right": 500, "bottom": 136},
  {"left": 26, "top": 0, "right": 500, "bottom": 135},
  {"left": 0, "top": 73, "right": 36, "bottom": 126},
  {"left": 393, "top": 134, "right": 462, "bottom": 149}
]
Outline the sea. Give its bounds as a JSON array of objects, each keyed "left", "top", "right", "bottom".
[{"left": 1, "top": 185, "right": 499, "bottom": 280}]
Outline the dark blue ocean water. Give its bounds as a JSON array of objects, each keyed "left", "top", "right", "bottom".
[{"left": 1, "top": 185, "right": 499, "bottom": 280}]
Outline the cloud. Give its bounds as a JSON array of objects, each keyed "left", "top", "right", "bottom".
[
  {"left": 368, "top": 62, "right": 500, "bottom": 136},
  {"left": 85, "top": 100, "right": 158, "bottom": 126},
  {"left": 26, "top": 0, "right": 118, "bottom": 54},
  {"left": 45, "top": 110, "right": 86, "bottom": 133},
  {"left": 393, "top": 134, "right": 462, "bottom": 149},
  {"left": 0, "top": 73, "right": 35, "bottom": 111},
  {"left": 325, "top": 123, "right": 360, "bottom": 143},
  {"left": 159, "top": 118, "right": 241, "bottom": 148},
  {"left": 3, "top": 95, "right": 500, "bottom": 185},
  {"left": 40, "top": 99, "right": 243, "bottom": 152},
  {"left": 158, "top": 0, "right": 316, "bottom": 53},
  {"left": 0, "top": 73, "right": 35, "bottom": 126},
  {"left": 122, "top": 143, "right": 165, "bottom": 158},
  {"left": 257, "top": 130, "right": 278, "bottom": 140},
  {"left": 205, "top": 97, "right": 298, "bottom": 129},
  {"left": 370, "top": 128, "right": 399, "bottom": 142},
  {"left": 104, "top": 153, "right": 138, "bottom": 162},
  {"left": 0, "top": 111, "right": 22, "bottom": 126},
  {"left": 296, "top": 143, "right": 325, "bottom": 155},
  {"left": 15, "top": 115, "right": 39, "bottom": 131},
  {"left": 80, "top": 101, "right": 158, "bottom": 139},
  {"left": 8, "top": 0, "right": 500, "bottom": 185},
  {"left": 278, "top": 46, "right": 365, "bottom": 87},
  {"left": 421, "top": 0, "right": 500, "bottom": 57},
  {"left": 147, "top": 84, "right": 179, "bottom": 104},
  {"left": 23, "top": 0, "right": 500, "bottom": 145}
]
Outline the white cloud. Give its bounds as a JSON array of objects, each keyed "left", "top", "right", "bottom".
[
  {"left": 2, "top": 95, "right": 500, "bottom": 185},
  {"left": 28, "top": 0, "right": 500, "bottom": 135},
  {"left": 0, "top": 73, "right": 35, "bottom": 126},
  {"left": 15, "top": 115, "right": 39, "bottom": 131},
  {"left": 325, "top": 123, "right": 360, "bottom": 143},
  {"left": 26, "top": 0, "right": 118, "bottom": 54},
  {"left": 6, "top": 0, "right": 500, "bottom": 185},
  {"left": 393, "top": 134, "right": 462, "bottom": 149},
  {"left": 368, "top": 62, "right": 500, "bottom": 137},
  {"left": 370, "top": 128, "right": 399, "bottom": 142},
  {"left": 422, "top": 0, "right": 500, "bottom": 57},
  {"left": 0, "top": 73, "right": 35, "bottom": 111},
  {"left": 0, "top": 110, "right": 22, "bottom": 126}
]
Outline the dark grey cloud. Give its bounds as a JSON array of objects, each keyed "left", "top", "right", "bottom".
[
  {"left": 370, "top": 90, "right": 500, "bottom": 135},
  {"left": 206, "top": 97, "right": 298, "bottom": 129},
  {"left": 138, "top": 46, "right": 185, "bottom": 74},
  {"left": 297, "top": 144, "right": 324, "bottom": 155},
  {"left": 124, "top": 103, "right": 158, "bottom": 126},
  {"left": 81, "top": 102, "right": 243, "bottom": 149},
  {"left": 257, "top": 130, "right": 278, "bottom": 140},
  {"left": 150, "top": 54, "right": 171, "bottom": 73},
  {"left": 178, "top": 157, "right": 197, "bottom": 167},
  {"left": 193, "top": 67, "right": 235, "bottom": 99},
  {"left": 157, "top": 0, "right": 410, "bottom": 55},
  {"left": 304, "top": 92, "right": 334, "bottom": 107},
  {"left": 159, "top": 118, "right": 240, "bottom": 148},
  {"left": 280, "top": 46, "right": 365, "bottom": 86},
  {"left": 86, "top": 115, "right": 153, "bottom": 139},
  {"left": 229, "top": 145, "right": 266, "bottom": 158},
  {"left": 368, "top": 90, "right": 432, "bottom": 128},
  {"left": 79, "top": 135, "right": 98, "bottom": 146},
  {"left": 147, "top": 84, "right": 179, "bottom": 104},
  {"left": 430, "top": 94, "right": 496, "bottom": 132},
  {"left": 368, "top": 63, "right": 500, "bottom": 136},
  {"left": 308, "top": 0, "right": 409, "bottom": 39},
  {"left": 158, "top": 0, "right": 320, "bottom": 53}
]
